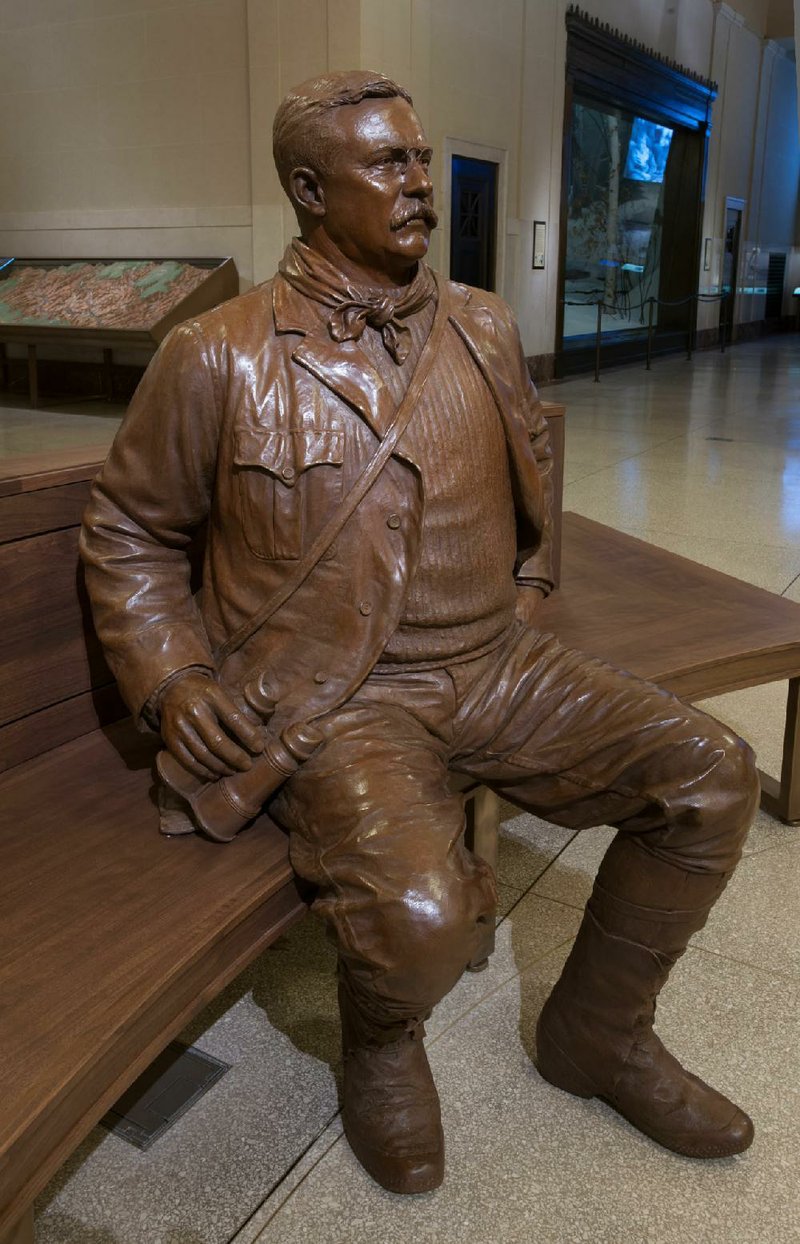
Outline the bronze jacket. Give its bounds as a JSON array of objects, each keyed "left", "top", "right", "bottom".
[{"left": 80, "top": 271, "right": 555, "bottom": 737}]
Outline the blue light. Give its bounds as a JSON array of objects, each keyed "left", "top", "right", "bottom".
[{"left": 624, "top": 118, "right": 674, "bottom": 184}]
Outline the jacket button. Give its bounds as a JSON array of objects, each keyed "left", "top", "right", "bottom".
[
  {"left": 281, "top": 466, "right": 296, "bottom": 482},
  {"left": 387, "top": 514, "right": 401, "bottom": 529},
  {"left": 359, "top": 601, "right": 373, "bottom": 616},
  {"left": 313, "top": 672, "right": 328, "bottom": 684}
]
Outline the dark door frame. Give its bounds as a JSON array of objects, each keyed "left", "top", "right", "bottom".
[{"left": 442, "top": 137, "right": 507, "bottom": 297}]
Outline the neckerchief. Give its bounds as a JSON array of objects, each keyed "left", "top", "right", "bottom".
[{"left": 278, "top": 238, "right": 437, "bottom": 365}]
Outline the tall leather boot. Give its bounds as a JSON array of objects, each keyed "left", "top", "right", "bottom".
[
  {"left": 536, "top": 836, "right": 754, "bottom": 1158},
  {"left": 338, "top": 975, "right": 445, "bottom": 1194}
]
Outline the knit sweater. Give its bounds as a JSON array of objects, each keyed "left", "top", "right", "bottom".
[{"left": 357, "top": 297, "right": 518, "bottom": 667}]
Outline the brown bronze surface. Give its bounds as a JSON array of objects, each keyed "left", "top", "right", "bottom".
[{"left": 79, "top": 69, "right": 759, "bottom": 1189}]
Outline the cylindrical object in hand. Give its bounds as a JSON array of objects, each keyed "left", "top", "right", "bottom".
[{"left": 156, "top": 720, "right": 322, "bottom": 843}]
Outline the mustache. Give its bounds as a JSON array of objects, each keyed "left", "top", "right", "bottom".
[{"left": 390, "top": 203, "right": 439, "bottom": 230}]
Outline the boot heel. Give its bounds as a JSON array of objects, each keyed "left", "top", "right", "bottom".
[{"left": 536, "top": 1022, "right": 596, "bottom": 1099}]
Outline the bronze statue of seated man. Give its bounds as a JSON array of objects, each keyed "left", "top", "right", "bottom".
[{"left": 80, "top": 70, "right": 758, "bottom": 1195}]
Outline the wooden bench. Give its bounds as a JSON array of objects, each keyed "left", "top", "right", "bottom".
[
  {"left": 540, "top": 513, "right": 800, "bottom": 824},
  {"left": 0, "top": 455, "right": 310, "bottom": 1244},
  {"left": 5, "top": 401, "right": 800, "bottom": 1243}
]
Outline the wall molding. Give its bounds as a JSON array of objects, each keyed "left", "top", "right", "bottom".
[{"left": 0, "top": 207, "right": 253, "bottom": 233}]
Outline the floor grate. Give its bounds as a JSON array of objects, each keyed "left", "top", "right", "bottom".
[{"left": 100, "top": 1042, "right": 230, "bottom": 1150}]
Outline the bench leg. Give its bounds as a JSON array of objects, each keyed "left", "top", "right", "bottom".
[
  {"left": 464, "top": 786, "right": 500, "bottom": 972},
  {"left": 103, "top": 347, "right": 114, "bottom": 401},
  {"left": 0, "top": 1207, "right": 33, "bottom": 1244},
  {"left": 759, "top": 676, "right": 800, "bottom": 824},
  {"left": 27, "top": 344, "right": 39, "bottom": 409}
]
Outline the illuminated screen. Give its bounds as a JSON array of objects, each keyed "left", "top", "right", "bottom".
[{"left": 623, "top": 117, "right": 674, "bottom": 184}]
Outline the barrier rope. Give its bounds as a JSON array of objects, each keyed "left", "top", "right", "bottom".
[{"left": 561, "top": 289, "right": 735, "bottom": 380}]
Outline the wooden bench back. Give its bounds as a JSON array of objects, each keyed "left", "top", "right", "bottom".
[{"left": 0, "top": 457, "right": 126, "bottom": 775}]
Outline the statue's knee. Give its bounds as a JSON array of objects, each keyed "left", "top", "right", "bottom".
[
  {"left": 688, "top": 726, "right": 760, "bottom": 865},
  {"left": 392, "top": 872, "right": 491, "bottom": 997},
  {"left": 711, "top": 728, "right": 760, "bottom": 823}
]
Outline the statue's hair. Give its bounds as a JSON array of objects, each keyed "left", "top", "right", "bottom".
[{"left": 273, "top": 69, "right": 413, "bottom": 190}]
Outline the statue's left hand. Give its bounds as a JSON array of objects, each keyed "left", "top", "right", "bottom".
[
  {"left": 515, "top": 585, "right": 547, "bottom": 627},
  {"left": 158, "top": 671, "right": 264, "bottom": 782}
]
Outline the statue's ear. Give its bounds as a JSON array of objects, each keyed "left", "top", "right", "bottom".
[{"left": 289, "top": 167, "right": 326, "bottom": 218}]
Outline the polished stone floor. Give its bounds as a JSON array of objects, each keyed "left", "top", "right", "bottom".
[{"left": 21, "top": 335, "right": 800, "bottom": 1243}]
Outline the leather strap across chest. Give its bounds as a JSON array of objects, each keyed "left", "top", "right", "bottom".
[{"left": 214, "top": 272, "right": 449, "bottom": 667}]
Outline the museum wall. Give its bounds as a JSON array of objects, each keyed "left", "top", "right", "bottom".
[
  {"left": 0, "top": 0, "right": 797, "bottom": 369},
  {"left": 0, "top": 0, "right": 254, "bottom": 288}
]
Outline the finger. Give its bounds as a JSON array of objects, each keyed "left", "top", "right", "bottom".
[
  {"left": 188, "top": 703, "right": 255, "bottom": 772},
  {"left": 210, "top": 690, "right": 265, "bottom": 753},
  {"left": 176, "top": 717, "right": 237, "bottom": 777},
  {"left": 166, "top": 733, "right": 224, "bottom": 784}
]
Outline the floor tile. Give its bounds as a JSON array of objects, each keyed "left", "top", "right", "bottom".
[
  {"left": 783, "top": 575, "right": 800, "bottom": 603},
  {"left": 697, "top": 681, "right": 791, "bottom": 779},
  {"left": 563, "top": 462, "right": 800, "bottom": 550},
  {"left": 530, "top": 807, "right": 799, "bottom": 915},
  {"left": 531, "top": 827, "right": 615, "bottom": 909},
  {"left": 496, "top": 808, "right": 576, "bottom": 892},
  {"left": 428, "top": 891, "right": 582, "bottom": 1042},
  {"left": 642, "top": 432, "right": 800, "bottom": 479},
  {"left": 694, "top": 838, "right": 800, "bottom": 980}
]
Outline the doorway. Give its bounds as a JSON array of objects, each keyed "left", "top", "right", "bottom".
[
  {"left": 720, "top": 199, "right": 744, "bottom": 345},
  {"left": 449, "top": 155, "right": 498, "bottom": 292}
]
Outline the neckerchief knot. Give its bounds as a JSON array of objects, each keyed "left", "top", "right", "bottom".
[{"left": 279, "top": 239, "right": 436, "bottom": 365}]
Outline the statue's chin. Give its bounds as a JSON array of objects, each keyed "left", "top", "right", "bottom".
[{"left": 391, "top": 223, "right": 431, "bottom": 259}]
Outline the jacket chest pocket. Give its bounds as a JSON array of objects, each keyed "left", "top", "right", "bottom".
[{"left": 234, "top": 426, "right": 345, "bottom": 560}]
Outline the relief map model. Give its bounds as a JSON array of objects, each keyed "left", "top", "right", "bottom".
[{"left": 0, "top": 260, "right": 209, "bottom": 330}]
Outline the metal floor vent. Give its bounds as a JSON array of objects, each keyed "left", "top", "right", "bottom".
[{"left": 101, "top": 1042, "right": 230, "bottom": 1150}]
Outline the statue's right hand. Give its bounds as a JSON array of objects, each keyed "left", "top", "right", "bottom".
[{"left": 158, "top": 671, "right": 264, "bottom": 782}]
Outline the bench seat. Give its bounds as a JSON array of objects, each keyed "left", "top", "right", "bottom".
[{"left": 540, "top": 513, "right": 800, "bottom": 822}]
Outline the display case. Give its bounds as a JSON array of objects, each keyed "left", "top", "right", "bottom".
[{"left": 0, "top": 256, "right": 238, "bottom": 405}]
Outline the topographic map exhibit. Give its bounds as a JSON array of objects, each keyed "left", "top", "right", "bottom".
[{"left": 0, "top": 260, "right": 209, "bottom": 330}]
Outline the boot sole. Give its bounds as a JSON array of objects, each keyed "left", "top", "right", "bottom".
[{"left": 536, "top": 1024, "right": 754, "bottom": 1160}]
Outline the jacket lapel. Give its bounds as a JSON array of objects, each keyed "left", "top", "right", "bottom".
[
  {"left": 447, "top": 284, "right": 545, "bottom": 527},
  {"left": 446, "top": 286, "right": 519, "bottom": 440},
  {"left": 273, "top": 276, "right": 396, "bottom": 440}
]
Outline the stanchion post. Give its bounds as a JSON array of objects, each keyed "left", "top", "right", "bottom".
[
  {"left": 646, "top": 299, "right": 654, "bottom": 371},
  {"left": 594, "top": 301, "right": 602, "bottom": 382}
]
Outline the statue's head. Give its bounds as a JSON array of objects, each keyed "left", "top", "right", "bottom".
[{"left": 273, "top": 69, "right": 438, "bottom": 285}]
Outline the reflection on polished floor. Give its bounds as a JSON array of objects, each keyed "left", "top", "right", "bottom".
[{"left": 18, "top": 335, "right": 800, "bottom": 1243}]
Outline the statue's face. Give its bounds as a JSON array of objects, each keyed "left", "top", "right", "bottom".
[{"left": 316, "top": 95, "right": 437, "bottom": 281}]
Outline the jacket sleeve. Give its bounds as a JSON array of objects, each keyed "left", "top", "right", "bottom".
[{"left": 79, "top": 321, "right": 221, "bottom": 723}]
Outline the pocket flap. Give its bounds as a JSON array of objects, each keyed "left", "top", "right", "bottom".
[{"left": 234, "top": 427, "right": 345, "bottom": 478}]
